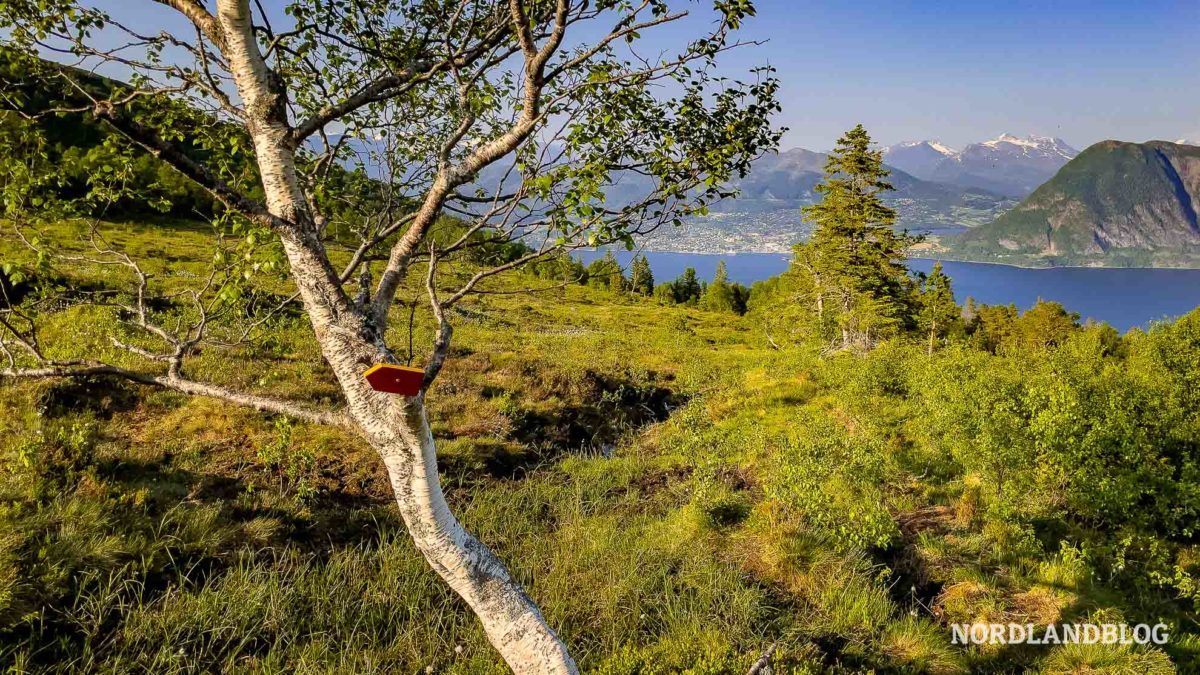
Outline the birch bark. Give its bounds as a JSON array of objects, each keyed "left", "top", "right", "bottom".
[{"left": 215, "top": 1, "right": 577, "bottom": 671}]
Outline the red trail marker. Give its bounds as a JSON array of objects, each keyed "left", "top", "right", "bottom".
[{"left": 363, "top": 363, "right": 425, "bottom": 396}]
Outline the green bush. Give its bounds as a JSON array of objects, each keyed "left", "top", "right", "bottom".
[{"left": 766, "top": 409, "right": 899, "bottom": 550}]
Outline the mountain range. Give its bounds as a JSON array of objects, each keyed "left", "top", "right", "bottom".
[
  {"left": 711, "top": 147, "right": 1014, "bottom": 222},
  {"left": 883, "top": 134, "right": 1079, "bottom": 197},
  {"left": 949, "top": 140, "right": 1200, "bottom": 267},
  {"left": 650, "top": 135, "right": 1079, "bottom": 254},
  {"left": 467, "top": 143, "right": 1019, "bottom": 254},
  {"left": 879, "top": 140, "right": 958, "bottom": 182},
  {"left": 378, "top": 129, "right": 1200, "bottom": 267},
  {"left": 634, "top": 146, "right": 1018, "bottom": 253}
]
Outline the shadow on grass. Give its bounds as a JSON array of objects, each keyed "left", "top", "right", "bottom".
[{"left": 471, "top": 369, "right": 683, "bottom": 481}]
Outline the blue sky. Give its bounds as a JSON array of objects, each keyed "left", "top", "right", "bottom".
[
  {"left": 707, "top": 0, "right": 1200, "bottom": 151},
  {"left": 76, "top": 0, "right": 1200, "bottom": 152}
]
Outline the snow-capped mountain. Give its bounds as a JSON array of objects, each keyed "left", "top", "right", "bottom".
[
  {"left": 1176, "top": 137, "right": 1200, "bottom": 147},
  {"left": 880, "top": 140, "right": 957, "bottom": 181},
  {"left": 974, "top": 133, "right": 1077, "bottom": 159},
  {"left": 707, "top": 148, "right": 1014, "bottom": 225},
  {"left": 928, "top": 133, "right": 1079, "bottom": 197}
]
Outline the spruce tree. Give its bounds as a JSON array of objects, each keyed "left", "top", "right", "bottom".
[
  {"left": 701, "top": 260, "right": 736, "bottom": 312},
  {"left": 671, "top": 267, "right": 703, "bottom": 304},
  {"left": 917, "top": 262, "right": 959, "bottom": 354},
  {"left": 653, "top": 283, "right": 677, "bottom": 305},
  {"left": 630, "top": 254, "right": 655, "bottom": 296},
  {"left": 586, "top": 251, "right": 627, "bottom": 292},
  {"left": 801, "top": 124, "right": 920, "bottom": 346},
  {"left": 730, "top": 283, "right": 751, "bottom": 315},
  {"left": 962, "top": 296, "right": 979, "bottom": 324}
]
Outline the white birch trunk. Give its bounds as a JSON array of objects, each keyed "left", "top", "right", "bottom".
[
  {"left": 214, "top": 2, "right": 578, "bottom": 671},
  {"left": 379, "top": 397, "right": 577, "bottom": 673}
]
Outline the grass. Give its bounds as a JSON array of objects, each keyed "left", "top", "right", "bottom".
[{"left": 2, "top": 218, "right": 1197, "bottom": 673}]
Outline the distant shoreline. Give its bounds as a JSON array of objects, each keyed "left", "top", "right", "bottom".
[
  {"left": 622, "top": 248, "right": 1200, "bottom": 272},
  {"left": 908, "top": 255, "right": 1200, "bottom": 272},
  {"left": 585, "top": 243, "right": 1200, "bottom": 270}
]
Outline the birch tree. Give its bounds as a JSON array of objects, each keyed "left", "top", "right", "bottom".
[{"left": 0, "top": 0, "right": 780, "bottom": 671}]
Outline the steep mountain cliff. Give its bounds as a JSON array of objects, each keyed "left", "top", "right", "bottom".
[{"left": 952, "top": 140, "right": 1200, "bottom": 266}]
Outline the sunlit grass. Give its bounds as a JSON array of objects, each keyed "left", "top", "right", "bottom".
[{"left": 2, "top": 218, "right": 1197, "bottom": 672}]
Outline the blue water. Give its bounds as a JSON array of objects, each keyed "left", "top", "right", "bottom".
[{"left": 574, "top": 250, "right": 1200, "bottom": 332}]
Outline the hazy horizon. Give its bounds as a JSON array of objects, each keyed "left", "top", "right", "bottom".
[{"left": 777, "top": 133, "right": 1199, "bottom": 156}]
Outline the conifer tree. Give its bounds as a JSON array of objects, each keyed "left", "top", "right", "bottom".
[
  {"left": 653, "top": 283, "right": 678, "bottom": 305},
  {"left": 962, "top": 296, "right": 979, "bottom": 324},
  {"left": 917, "top": 262, "right": 959, "bottom": 354},
  {"left": 630, "top": 254, "right": 655, "bottom": 296},
  {"left": 586, "top": 251, "right": 627, "bottom": 292},
  {"left": 671, "top": 267, "right": 703, "bottom": 305},
  {"left": 701, "top": 260, "right": 737, "bottom": 312},
  {"left": 801, "top": 124, "right": 920, "bottom": 347},
  {"left": 533, "top": 252, "right": 589, "bottom": 285},
  {"left": 730, "top": 283, "right": 751, "bottom": 315}
]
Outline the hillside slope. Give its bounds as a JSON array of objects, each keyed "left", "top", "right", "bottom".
[
  {"left": 952, "top": 140, "right": 1200, "bottom": 267},
  {"left": 4, "top": 217, "right": 1200, "bottom": 672},
  {"left": 0, "top": 50, "right": 238, "bottom": 218}
]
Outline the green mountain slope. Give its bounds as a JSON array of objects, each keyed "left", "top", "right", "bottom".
[
  {"left": 0, "top": 49, "right": 233, "bottom": 218},
  {"left": 951, "top": 140, "right": 1200, "bottom": 267}
]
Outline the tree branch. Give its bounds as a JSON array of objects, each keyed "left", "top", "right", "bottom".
[
  {"left": 151, "top": 0, "right": 228, "bottom": 51},
  {"left": 90, "top": 101, "right": 286, "bottom": 231},
  {"left": 366, "top": 1, "right": 569, "bottom": 327},
  {"left": 2, "top": 363, "right": 355, "bottom": 430}
]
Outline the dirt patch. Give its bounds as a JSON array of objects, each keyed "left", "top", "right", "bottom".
[
  {"left": 896, "top": 505, "right": 955, "bottom": 537},
  {"left": 881, "top": 505, "right": 957, "bottom": 617},
  {"left": 630, "top": 465, "right": 693, "bottom": 497}
]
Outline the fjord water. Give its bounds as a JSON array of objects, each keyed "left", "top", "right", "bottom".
[{"left": 575, "top": 250, "right": 1200, "bottom": 332}]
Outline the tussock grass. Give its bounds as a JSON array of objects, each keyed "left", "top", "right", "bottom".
[{"left": 3, "top": 219, "right": 1199, "bottom": 672}]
